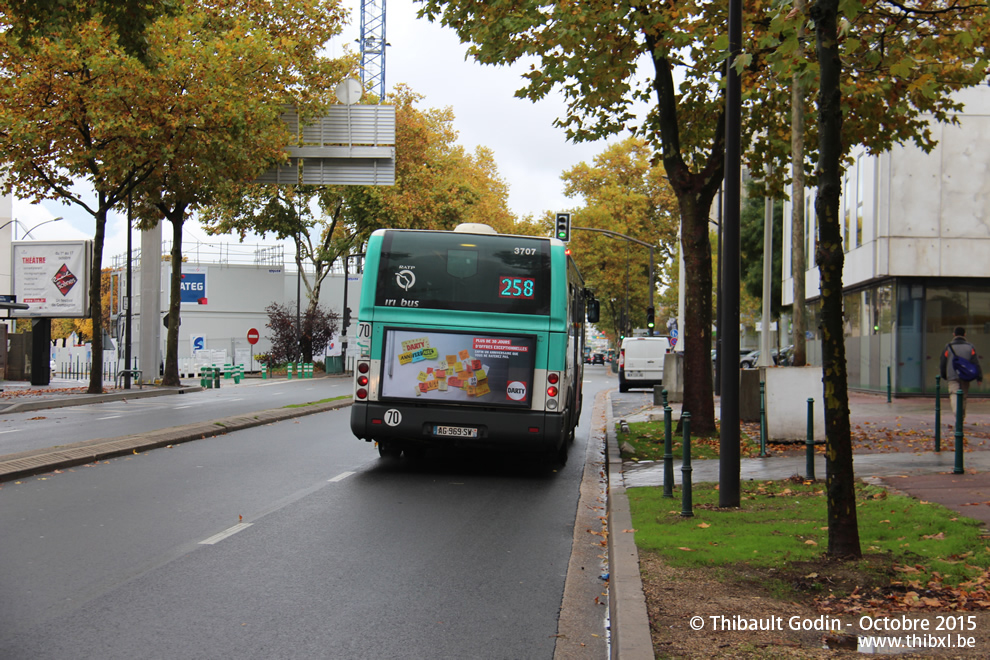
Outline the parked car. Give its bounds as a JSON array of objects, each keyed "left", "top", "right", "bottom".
[
  {"left": 740, "top": 348, "right": 787, "bottom": 368},
  {"left": 713, "top": 349, "right": 754, "bottom": 368},
  {"left": 618, "top": 336, "right": 672, "bottom": 393},
  {"left": 741, "top": 349, "right": 772, "bottom": 368}
]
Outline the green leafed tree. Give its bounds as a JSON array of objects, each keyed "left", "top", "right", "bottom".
[
  {"left": 418, "top": 0, "right": 790, "bottom": 434},
  {"left": 767, "top": 0, "right": 990, "bottom": 557}
]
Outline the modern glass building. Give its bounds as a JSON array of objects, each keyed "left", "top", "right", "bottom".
[{"left": 783, "top": 85, "right": 990, "bottom": 397}]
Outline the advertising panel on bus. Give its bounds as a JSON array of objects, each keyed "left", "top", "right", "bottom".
[{"left": 379, "top": 327, "right": 536, "bottom": 407}]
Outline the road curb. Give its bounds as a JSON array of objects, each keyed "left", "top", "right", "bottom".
[
  {"left": 605, "top": 391, "right": 656, "bottom": 659},
  {"left": 0, "top": 386, "right": 205, "bottom": 414},
  {"left": 0, "top": 398, "right": 352, "bottom": 483}
]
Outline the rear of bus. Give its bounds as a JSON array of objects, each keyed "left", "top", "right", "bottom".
[{"left": 350, "top": 225, "right": 580, "bottom": 460}]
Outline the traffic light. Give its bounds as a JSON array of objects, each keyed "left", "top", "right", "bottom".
[
  {"left": 555, "top": 212, "right": 571, "bottom": 242},
  {"left": 646, "top": 306, "right": 655, "bottom": 329}
]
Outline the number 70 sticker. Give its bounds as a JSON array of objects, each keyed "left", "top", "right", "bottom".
[{"left": 384, "top": 409, "right": 402, "bottom": 426}]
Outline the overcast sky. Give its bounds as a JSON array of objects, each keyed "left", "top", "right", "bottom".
[{"left": 11, "top": 0, "right": 619, "bottom": 261}]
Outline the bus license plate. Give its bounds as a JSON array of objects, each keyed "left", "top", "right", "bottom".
[{"left": 434, "top": 425, "right": 479, "bottom": 438}]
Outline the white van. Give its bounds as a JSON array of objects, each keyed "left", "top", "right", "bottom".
[{"left": 618, "top": 336, "right": 672, "bottom": 393}]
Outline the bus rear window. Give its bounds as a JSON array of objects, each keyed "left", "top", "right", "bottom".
[{"left": 375, "top": 231, "right": 551, "bottom": 314}]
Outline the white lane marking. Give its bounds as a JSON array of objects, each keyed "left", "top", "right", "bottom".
[
  {"left": 328, "top": 471, "right": 356, "bottom": 482},
  {"left": 199, "top": 522, "right": 253, "bottom": 545},
  {"left": 0, "top": 428, "right": 21, "bottom": 434},
  {"left": 173, "top": 405, "right": 193, "bottom": 410},
  {"left": 97, "top": 415, "right": 122, "bottom": 420}
]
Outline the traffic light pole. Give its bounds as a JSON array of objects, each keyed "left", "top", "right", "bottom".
[{"left": 570, "top": 226, "right": 655, "bottom": 335}]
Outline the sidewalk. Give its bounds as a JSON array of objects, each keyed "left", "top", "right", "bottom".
[{"left": 605, "top": 390, "right": 990, "bottom": 659}]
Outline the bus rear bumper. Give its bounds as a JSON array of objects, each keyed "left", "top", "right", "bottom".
[{"left": 350, "top": 402, "right": 563, "bottom": 453}]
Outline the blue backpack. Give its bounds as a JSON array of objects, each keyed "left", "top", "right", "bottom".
[{"left": 950, "top": 345, "right": 979, "bottom": 382}]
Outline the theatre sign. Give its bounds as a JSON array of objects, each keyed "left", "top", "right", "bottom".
[{"left": 10, "top": 240, "right": 92, "bottom": 318}]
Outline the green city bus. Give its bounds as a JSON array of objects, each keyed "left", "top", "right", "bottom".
[{"left": 350, "top": 223, "right": 599, "bottom": 464}]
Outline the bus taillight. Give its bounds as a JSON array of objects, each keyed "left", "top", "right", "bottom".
[
  {"left": 358, "top": 362, "right": 370, "bottom": 374},
  {"left": 357, "top": 375, "right": 369, "bottom": 387},
  {"left": 547, "top": 372, "right": 559, "bottom": 384},
  {"left": 547, "top": 385, "right": 558, "bottom": 398},
  {"left": 356, "top": 388, "right": 368, "bottom": 400}
]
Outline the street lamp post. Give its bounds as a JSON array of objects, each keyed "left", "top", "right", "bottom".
[{"left": 20, "top": 216, "right": 63, "bottom": 238}]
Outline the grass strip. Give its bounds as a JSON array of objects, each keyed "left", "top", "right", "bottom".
[
  {"left": 617, "top": 419, "right": 763, "bottom": 461},
  {"left": 628, "top": 479, "right": 990, "bottom": 587}
]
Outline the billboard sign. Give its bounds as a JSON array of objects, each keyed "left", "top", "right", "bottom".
[
  {"left": 11, "top": 241, "right": 92, "bottom": 318},
  {"left": 180, "top": 267, "right": 208, "bottom": 304},
  {"left": 379, "top": 328, "right": 536, "bottom": 408}
]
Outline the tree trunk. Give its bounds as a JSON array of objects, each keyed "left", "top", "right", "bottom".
[
  {"left": 679, "top": 192, "right": 717, "bottom": 435},
  {"left": 647, "top": 39, "right": 723, "bottom": 435},
  {"left": 162, "top": 205, "right": 188, "bottom": 387},
  {"left": 790, "top": 0, "right": 808, "bottom": 368},
  {"left": 812, "top": 0, "right": 861, "bottom": 558},
  {"left": 87, "top": 205, "right": 107, "bottom": 394}
]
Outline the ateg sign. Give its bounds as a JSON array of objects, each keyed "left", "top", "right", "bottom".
[{"left": 180, "top": 267, "right": 208, "bottom": 304}]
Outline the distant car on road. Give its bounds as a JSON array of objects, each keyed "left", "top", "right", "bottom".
[
  {"left": 592, "top": 353, "right": 605, "bottom": 365},
  {"left": 740, "top": 349, "right": 784, "bottom": 368}
]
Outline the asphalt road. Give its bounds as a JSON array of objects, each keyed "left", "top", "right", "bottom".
[{"left": 0, "top": 368, "right": 615, "bottom": 659}]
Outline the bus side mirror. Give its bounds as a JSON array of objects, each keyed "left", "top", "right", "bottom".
[{"left": 587, "top": 299, "right": 600, "bottom": 324}]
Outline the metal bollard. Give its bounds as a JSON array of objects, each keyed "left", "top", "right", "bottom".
[
  {"left": 661, "top": 388, "right": 668, "bottom": 408},
  {"left": 934, "top": 375, "right": 941, "bottom": 452},
  {"left": 759, "top": 381, "right": 768, "bottom": 457},
  {"left": 680, "top": 412, "right": 693, "bottom": 517},
  {"left": 213, "top": 365, "right": 221, "bottom": 389},
  {"left": 887, "top": 366, "right": 892, "bottom": 403},
  {"left": 806, "top": 398, "right": 816, "bottom": 480},
  {"left": 663, "top": 404, "right": 674, "bottom": 498},
  {"left": 955, "top": 389, "right": 965, "bottom": 474}
]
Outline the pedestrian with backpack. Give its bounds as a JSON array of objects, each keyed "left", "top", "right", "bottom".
[{"left": 940, "top": 326, "right": 983, "bottom": 424}]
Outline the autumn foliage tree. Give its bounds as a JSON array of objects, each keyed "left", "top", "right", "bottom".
[
  {"left": 203, "top": 84, "right": 517, "bottom": 362},
  {"left": 0, "top": 0, "right": 353, "bottom": 389},
  {"left": 263, "top": 301, "right": 337, "bottom": 366},
  {"left": 559, "top": 137, "right": 678, "bottom": 342},
  {"left": 124, "top": 0, "right": 353, "bottom": 385}
]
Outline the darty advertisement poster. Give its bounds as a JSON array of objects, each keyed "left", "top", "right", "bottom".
[
  {"left": 380, "top": 328, "right": 537, "bottom": 407},
  {"left": 11, "top": 241, "right": 92, "bottom": 318}
]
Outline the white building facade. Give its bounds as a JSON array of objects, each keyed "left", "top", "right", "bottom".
[{"left": 783, "top": 85, "right": 990, "bottom": 395}]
